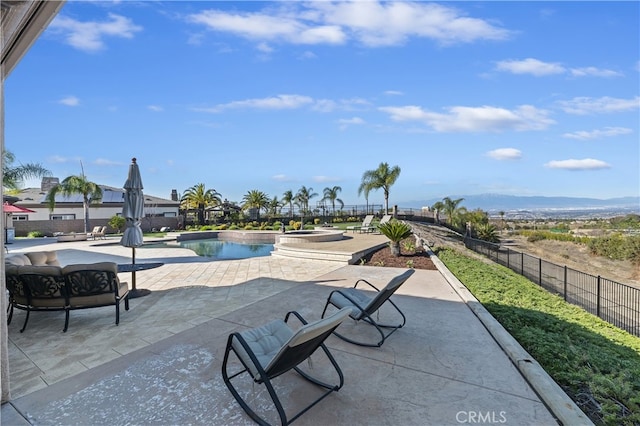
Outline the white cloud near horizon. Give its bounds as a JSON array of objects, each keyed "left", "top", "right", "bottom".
[
  {"left": 486, "top": 148, "right": 522, "bottom": 160},
  {"left": 544, "top": 158, "right": 611, "bottom": 170},
  {"left": 379, "top": 104, "right": 554, "bottom": 132},
  {"left": 557, "top": 96, "right": 640, "bottom": 115},
  {"left": 562, "top": 127, "right": 632, "bottom": 140},
  {"left": 495, "top": 58, "right": 621, "bottom": 78},
  {"left": 49, "top": 13, "right": 142, "bottom": 52},
  {"left": 147, "top": 105, "right": 164, "bottom": 112},
  {"left": 187, "top": 1, "right": 510, "bottom": 48},
  {"left": 58, "top": 96, "right": 80, "bottom": 106}
]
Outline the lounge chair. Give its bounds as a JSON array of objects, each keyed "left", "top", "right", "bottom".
[
  {"left": 89, "top": 226, "right": 106, "bottom": 240},
  {"left": 346, "top": 215, "right": 374, "bottom": 233},
  {"left": 222, "top": 308, "right": 351, "bottom": 425},
  {"left": 369, "top": 214, "right": 392, "bottom": 234},
  {"left": 321, "top": 269, "right": 415, "bottom": 347}
]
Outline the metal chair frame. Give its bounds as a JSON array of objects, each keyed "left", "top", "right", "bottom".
[{"left": 222, "top": 310, "right": 348, "bottom": 425}]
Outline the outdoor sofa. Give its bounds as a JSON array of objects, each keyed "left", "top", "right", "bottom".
[{"left": 5, "top": 251, "right": 129, "bottom": 332}]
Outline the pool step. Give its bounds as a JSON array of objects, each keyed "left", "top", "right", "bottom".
[{"left": 271, "top": 242, "right": 387, "bottom": 264}]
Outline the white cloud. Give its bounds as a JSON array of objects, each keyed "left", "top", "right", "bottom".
[
  {"left": 299, "top": 50, "right": 317, "bottom": 60},
  {"left": 570, "top": 67, "right": 622, "bottom": 78},
  {"left": 495, "top": 58, "right": 565, "bottom": 76},
  {"left": 338, "top": 117, "right": 365, "bottom": 125},
  {"left": 48, "top": 155, "right": 72, "bottom": 163},
  {"left": 562, "top": 127, "right": 632, "bottom": 140},
  {"left": 557, "top": 96, "right": 640, "bottom": 115},
  {"left": 544, "top": 159, "right": 611, "bottom": 170},
  {"left": 196, "top": 94, "right": 314, "bottom": 113},
  {"left": 148, "top": 105, "right": 164, "bottom": 112},
  {"left": 312, "top": 175, "right": 341, "bottom": 183},
  {"left": 58, "top": 96, "right": 80, "bottom": 106},
  {"left": 379, "top": 104, "right": 554, "bottom": 132},
  {"left": 384, "top": 90, "right": 404, "bottom": 96},
  {"left": 486, "top": 148, "right": 522, "bottom": 160},
  {"left": 256, "top": 42, "right": 274, "bottom": 53},
  {"left": 272, "top": 174, "right": 293, "bottom": 182},
  {"left": 94, "top": 158, "right": 121, "bottom": 166},
  {"left": 49, "top": 13, "right": 142, "bottom": 52},
  {"left": 187, "top": 9, "right": 346, "bottom": 45},
  {"left": 187, "top": 2, "right": 510, "bottom": 48},
  {"left": 338, "top": 116, "right": 365, "bottom": 130}
]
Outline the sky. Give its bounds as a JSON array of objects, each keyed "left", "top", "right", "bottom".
[{"left": 5, "top": 0, "right": 640, "bottom": 208}]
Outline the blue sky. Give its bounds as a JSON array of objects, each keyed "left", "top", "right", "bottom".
[{"left": 5, "top": 1, "right": 639, "bottom": 207}]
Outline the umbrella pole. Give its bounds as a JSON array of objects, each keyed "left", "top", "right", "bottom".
[{"left": 132, "top": 247, "right": 137, "bottom": 291}]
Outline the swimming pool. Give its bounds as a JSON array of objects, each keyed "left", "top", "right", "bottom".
[{"left": 177, "top": 238, "right": 273, "bottom": 259}]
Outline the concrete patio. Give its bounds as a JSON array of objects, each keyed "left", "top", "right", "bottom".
[{"left": 1, "top": 233, "right": 582, "bottom": 425}]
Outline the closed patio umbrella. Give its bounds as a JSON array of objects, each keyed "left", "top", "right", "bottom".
[{"left": 120, "top": 158, "right": 151, "bottom": 298}]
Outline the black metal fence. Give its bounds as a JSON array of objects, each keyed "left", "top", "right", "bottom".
[{"left": 464, "top": 237, "right": 640, "bottom": 337}]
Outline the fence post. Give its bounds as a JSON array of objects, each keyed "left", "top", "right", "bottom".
[
  {"left": 563, "top": 266, "right": 567, "bottom": 301},
  {"left": 507, "top": 248, "right": 510, "bottom": 269},
  {"left": 538, "top": 258, "right": 542, "bottom": 285},
  {"left": 521, "top": 252, "right": 524, "bottom": 275},
  {"left": 597, "top": 275, "right": 601, "bottom": 318}
]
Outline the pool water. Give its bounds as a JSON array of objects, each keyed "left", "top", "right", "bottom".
[{"left": 178, "top": 239, "right": 273, "bottom": 259}]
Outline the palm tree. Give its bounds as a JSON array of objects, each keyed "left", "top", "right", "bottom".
[
  {"left": 295, "top": 185, "right": 318, "bottom": 228},
  {"left": 2, "top": 150, "right": 51, "bottom": 191},
  {"left": 431, "top": 201, "right": 444, "bottom": 224},
  {"left": 442, "top": 196, "right": 464, "bottom": 225},
  {"left": 45, "top": 174, "right": 103, "bottom": 233},
  {"left": 282, "top": 190, "right": 294, "bottom": 218},
  {"left": 242, "top": 189, "right": 270, "bottom": 222},
  {"left": 267, "top": 196, "right": 282, "bottom": 218},
  {"left": 294, "top": 186, "right": 317, "bottom": 215},
  {"left": 322, "top": 186, "right": 344, "bottom": 216},
  {"left": 359, "top": 162, "right": 401, "bottom": 214},
  {"left": 181, "top": 183, "right": 221, "bottom": 225}
]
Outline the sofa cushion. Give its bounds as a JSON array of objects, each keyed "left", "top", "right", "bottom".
[
  {"left": 5, "top": 254, "right": 32, "bottom": 266},
  {"left": 62, "top": 262, "right": 118, "bottom": 275},
  {"left": 25, "top": 251, "right": 60, "bottom": 267}
]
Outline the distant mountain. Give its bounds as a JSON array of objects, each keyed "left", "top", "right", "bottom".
[{"left": 405, "top": 194, "right": 640, "bottom": 212}]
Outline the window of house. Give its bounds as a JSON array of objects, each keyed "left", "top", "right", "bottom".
[
  {"left": 51, "top": 214, "right": 75, "bottom": 220},
  {"left": 12, "top": 215, "right": 29, "bottom": 221}
]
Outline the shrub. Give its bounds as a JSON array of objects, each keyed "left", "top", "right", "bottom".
[
  {"left": 216, "top": 224, "right": 228, "bottom": 230},
  {"left": 378, "top": 220, "right": 413, "bottom": 256},
  {"left": 314, "top": 218, "right": 321, "bottom": 225},
  {"left": 244, "top": 224, "right": 254, "bottom": 230},
  {"left": 27, "top": 231, "right": 43, "bottom": 238},
  {"left": 108, "top": 215, "right": 125, "bottom": 233},
  {"left": 475, "top": 223, "right": 498, "bottom": 242},
  {"left": 229, "top": 225, "right": 239, "bottom": 230}
]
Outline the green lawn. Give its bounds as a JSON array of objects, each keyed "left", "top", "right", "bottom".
[{"left": 434, "top": 247, "right": 640, "bottom": 426}]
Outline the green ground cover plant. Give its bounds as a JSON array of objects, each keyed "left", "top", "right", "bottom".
[{"left": 434, "top": 247, "right": 640, "bottom": 425}]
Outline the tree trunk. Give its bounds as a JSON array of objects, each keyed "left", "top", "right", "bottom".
[{"left": 390, "top": 242, "right": 401, "bottom": 257}]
